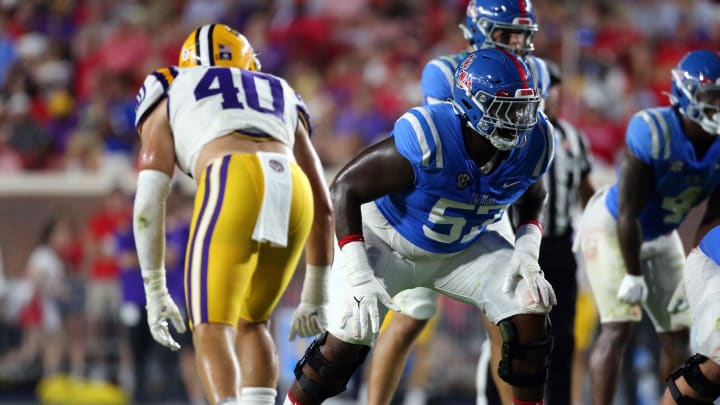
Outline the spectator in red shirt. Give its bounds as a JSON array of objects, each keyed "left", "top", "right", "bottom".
[{"left": 82, "top": 187, "right": 131, "bottom": 380}]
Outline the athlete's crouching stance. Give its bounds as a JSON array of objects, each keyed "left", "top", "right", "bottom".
[{"left": 285, "top": 48, "right": 557, "bottom": 405}]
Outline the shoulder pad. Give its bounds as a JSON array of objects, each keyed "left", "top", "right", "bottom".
[
  {"left": 394, "top": 106, "right": 444, "bottom": 169},
  {"left": 134, "top": 66, "right": 178, "bottom": 131},
  {"left": 624, "top": 107, "right": 672, "bottom": 164}
]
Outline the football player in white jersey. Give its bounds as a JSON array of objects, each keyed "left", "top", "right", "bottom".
[{"left": 132, "top": 24, "right": 334, "bottom": 405}]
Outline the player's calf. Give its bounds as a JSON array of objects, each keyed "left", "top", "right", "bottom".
[
  {"left": 285, "top": 332, "right": 370, "bottom": 405},
  {"left": 665, "top": 353, "right": 720, "bottom": 404}
]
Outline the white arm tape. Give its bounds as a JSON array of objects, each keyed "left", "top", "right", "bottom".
[
  {"left": 341, "top": 241, "right": 373, "bottom": 286},
  {"left": 134, "top": 170, "right": 172, "bottom": 282},
  {"left": 514, "top": 223, "right": 543, "bottom": 261},
  {"left": 300, "top": 264, "right": 330, "bottom": 305}
]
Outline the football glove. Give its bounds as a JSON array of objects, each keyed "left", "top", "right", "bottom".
[
  {"left": 616, "top": 273, "right": 648, "bottom": 304},
  {"left": 289, "top": 264, "right": 329, "bottom": 340},
  {"left": 502, "top": 223, "right": 557, "bottom": 306},
  {"left": 143, "top": 269, "right": 186, "bottom": 351},
  {"left": 339, "top": 241, "right": 400, "bottom": 341}
]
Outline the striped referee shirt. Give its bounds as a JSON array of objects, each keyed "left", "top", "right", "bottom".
[{"left": 542, "top": 117, "right": 592, "bottom": 238}]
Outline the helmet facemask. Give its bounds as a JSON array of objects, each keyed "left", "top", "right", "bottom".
[
  {"left": 474, "top": 18, "right": 537, "bottom": 55},
  {"left": 463, "top": 87, "right": 540, "bottom": 150},
  {"left": 672, "top": 68, "right": 720, "bottom": 135}
]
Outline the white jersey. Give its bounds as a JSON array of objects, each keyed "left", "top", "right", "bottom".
[{"left": 134, "top": 66, "right": 311, "bottom": 177}]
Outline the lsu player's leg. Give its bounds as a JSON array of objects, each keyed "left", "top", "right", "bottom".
[
  {"left": 367, "top": 287, "right": 437, "bottom": 405},
  {"left": 193, "top": 324, "right": 242, "bottom": 403},
  {"left": 187, "top": 154, "right": 313, "bottom": 404}
]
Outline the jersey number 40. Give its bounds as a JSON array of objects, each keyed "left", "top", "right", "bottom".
[{"left": 194, "top": 69, "right": 285, "bottom": 120}]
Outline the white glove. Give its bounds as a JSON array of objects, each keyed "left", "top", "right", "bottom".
[
  {"left": 143, "top": 269, "right": 186, "bottom": 351},
  {"left": 502, "top": 223, "right": 557, "bottom": 306},
  {"left": 616, "top": 274, "right": 648, "bottom": 304},
  {"left": 666, "top": 282, "right": 689, "bottom": 313},
  {"left": 289, "top": 264, "right": 329, "bottom": 340},
  {"left": 339, "top": 241, "right": 400, "bottom": 340}
]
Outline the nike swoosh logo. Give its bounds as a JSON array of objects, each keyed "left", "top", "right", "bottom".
[{"left": 502, "top": 181, "right": 520, "bottom": 188}]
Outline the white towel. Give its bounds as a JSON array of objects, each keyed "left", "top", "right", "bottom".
[{"left": 252, "top": 152, "right": 293, "bottom": 247}]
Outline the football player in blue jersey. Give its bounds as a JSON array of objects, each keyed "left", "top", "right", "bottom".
[
  {"left": 661, "top": 222, "right": 720, "bottom": 404},
  {"left": 367, "top": 1, "right": 551, "bottom": 403},
  {"left": 577, "top": 49, "right": 720, "bottom": 405},
  {"left": 284, "top": 48, "right": 556, "bottom": 405}
]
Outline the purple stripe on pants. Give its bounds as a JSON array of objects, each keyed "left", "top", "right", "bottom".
[{"left": 200, "top": 155, "right": 231, "bottom": 323}]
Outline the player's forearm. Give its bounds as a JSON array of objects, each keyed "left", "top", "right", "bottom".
[
  {"left": 330, "top": 180, "right": 366, "bottom": 240},
  {"left": 616, "top": 212, "right": 643, "bottom": 276},
  {"left": 513, "top": 181, "right": 547, "bottom": 225},
  {"left": 305, "top": 206, "right": 335, "bottom": 267},
  {"left": 133, "top": 170, "right": 171, "bottom": 273}
]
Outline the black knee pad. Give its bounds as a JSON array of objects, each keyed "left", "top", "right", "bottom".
[
  {"left": 293, "top": 332, "right": 370, "bottom": 400},
  {"left": 497, "top": 318, "right": 553, "bottom": 387},
  {"left": 667, "top": 353, "right": 720, "bottom": 405}
]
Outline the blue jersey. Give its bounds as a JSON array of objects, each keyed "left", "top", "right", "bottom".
[
  {"left": 420, "top": 52, "right": 550, "bottom": 105},
  {"left": 606, "top": 107, "right": 720, "bottom": 240},
  {"left": 374, "top": 102, "right": 555, "bottom": 254},
  {"left": 699, "top": 225, "right": 720, "bottom": 266}
]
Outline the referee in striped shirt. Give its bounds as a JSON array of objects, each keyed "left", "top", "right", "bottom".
[{"left": 539, "top": 61, "right": 596, "bottom": 404}]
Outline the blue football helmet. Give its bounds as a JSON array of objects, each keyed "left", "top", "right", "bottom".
[
  {"left": 453, "top": 48, "right": 540, "bottom": 150},
  {"left": 462, "top": 0, "right": 538, "bottom": 55},
  {"left": 670, "top": 49, "right": 720, "bottom": 135}
]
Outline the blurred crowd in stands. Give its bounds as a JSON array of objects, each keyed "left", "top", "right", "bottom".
[
  {"left": 0, "top": 0, "right": 719, "bottom": 403},
  {"left": 1, "top": 0, "right": 719, "bottom": 175}
]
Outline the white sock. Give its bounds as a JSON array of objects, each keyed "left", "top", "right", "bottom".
[{"left": 239, "top": 387, "right": 277, "bottom": 405}]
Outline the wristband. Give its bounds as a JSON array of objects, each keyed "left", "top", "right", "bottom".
[
  {"left": 519, "top": 219, "right": 544, "bottom": 235},
  {"left": 338, "top": 234, "right": 364, "bottom": 249}
]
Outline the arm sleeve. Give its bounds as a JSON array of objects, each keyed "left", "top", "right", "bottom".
[{"left": 133, "top": 170, "right": 172, "bottom": 271}]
